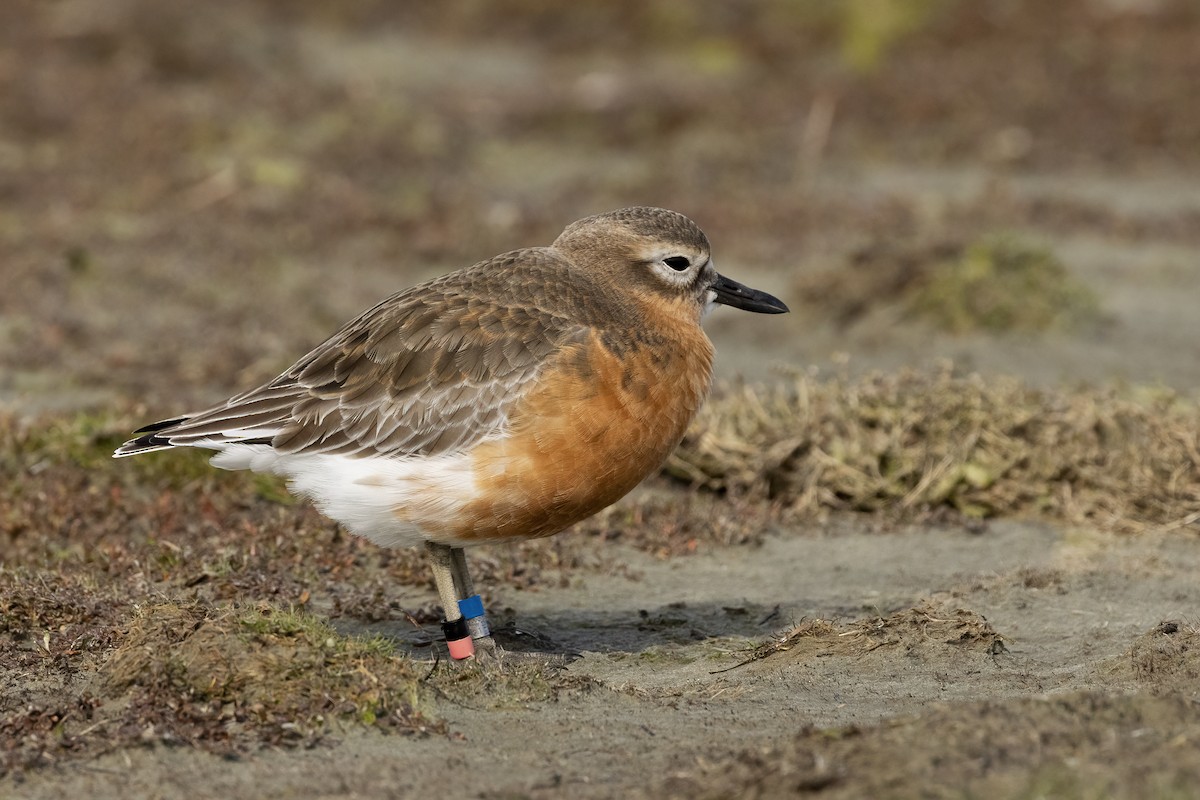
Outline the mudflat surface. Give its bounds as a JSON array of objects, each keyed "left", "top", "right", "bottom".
[
  {"left": 13, "top": 521, "right": 1200, "bottom": 799},
  {"left": 3, "top": 2, "right": 1199, "bottom": 798}
]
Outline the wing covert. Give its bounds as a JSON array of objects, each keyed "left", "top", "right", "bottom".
[{"left": 143, "top": 253, "right": 594, "bottom": 459}]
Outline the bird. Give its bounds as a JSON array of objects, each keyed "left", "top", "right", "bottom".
[{"left": 114, "top": 206, "right": 789, "bottom": 660}]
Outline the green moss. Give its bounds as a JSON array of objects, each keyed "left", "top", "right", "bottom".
[
  {"left": 839, "top": 0, "right": 949, "bottom": 73},
  {"left": 909, "top": 235, "right": 1102, "bottom": 333},
  {"left": 102, "top": 603, "right": 441, "bottom": 743},
  {"left": 252, "top": 472, "right": 296, "bottom": 504},
  {"left": 2, "top": 411, "right": 127, "bottom": 471},
  {"left": 128, "top": 447, "right": 232, "bottom": 487}
]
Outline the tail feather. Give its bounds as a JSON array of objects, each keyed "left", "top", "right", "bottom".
[
  {"left": 133, "top": 416, "right": 190, "bottom": 434},
  {"left": 113, "top": 416, "right": 191, "bottom": 457},
  {"left": 113, "top": 415, "right": 282, "bottom": 459}
]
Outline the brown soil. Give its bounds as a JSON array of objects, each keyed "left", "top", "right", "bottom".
[{"left": 3, "top": 1, "right": 1199, "bottom": 798}]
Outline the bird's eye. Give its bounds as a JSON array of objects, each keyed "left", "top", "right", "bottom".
[{"left": 663, "top": 256, "right": 691, "bottom": 271}]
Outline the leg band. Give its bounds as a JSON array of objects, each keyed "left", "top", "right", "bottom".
[
  {"left": 442, "top": 617, "right": 475, "bottom": 660},
  {"left": 457, "top": 594, "right": 491, "bottom": 639}
]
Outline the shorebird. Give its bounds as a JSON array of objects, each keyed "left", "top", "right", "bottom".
[{"left": 115, "top": 207, "right": 788, "bottom": 659}]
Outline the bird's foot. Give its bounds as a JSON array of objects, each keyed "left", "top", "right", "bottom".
[{"left": 437, "top": 627, "right": 578, "bottom": 669}]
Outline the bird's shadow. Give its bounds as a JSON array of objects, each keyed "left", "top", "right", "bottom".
[{"left": 334, "top": 598, "right": 796, "bottom": 661}]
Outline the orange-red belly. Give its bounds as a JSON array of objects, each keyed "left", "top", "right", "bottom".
[{"left": 441, "top": 324, "right": 713, "bottom": 543}]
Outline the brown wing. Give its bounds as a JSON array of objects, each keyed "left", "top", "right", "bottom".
[{"left": 117, "top": 250, "right": 594, "bottom": 459}]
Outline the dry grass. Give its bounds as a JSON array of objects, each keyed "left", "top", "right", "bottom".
[
  {"left": 795, "top": 235, "right": 1104, "bottom": 334},
  {"left": 102, "top": 603, "right": 438, "bottom": 741},
  {"left": 725, "top": 599, "right": 1002, "bottom": 671},
  {"left": 1, "top": 601, "right": 444, "bottom": 777},
  {"left": 1127, "top": 620, "right": 1200, "bottom": 691},
  {"left": 651, "top": 691, "right": 1200, "bottom": 800},
  {"left": 0, "top": 412, "right": 584, "bottom": 778},
  {"left": 668, "top": 367, "right": 1200, "bottom": 533},
  {"left": 909, "top": 235, "right": 1102, "bottom": 334}
]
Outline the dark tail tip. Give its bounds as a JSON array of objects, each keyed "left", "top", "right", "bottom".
[
  {"left": 133, "top": 416, "right": 189, "bottom": 435},
  {"left": 113, "top": 416, "right": 190, "bottom": 458}
]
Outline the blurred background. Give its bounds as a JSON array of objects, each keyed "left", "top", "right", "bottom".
[{"left": 3, "top": 0, "right": 1198, "bottom": 415}]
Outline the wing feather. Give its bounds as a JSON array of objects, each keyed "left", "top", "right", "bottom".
[{"left": 115, "top": 249, "right": 600, "bottom": 461}]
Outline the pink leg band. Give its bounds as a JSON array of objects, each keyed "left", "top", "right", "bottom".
[
  {"left": 447, "top": 635, "right": 475, "bottom": 660},
  {"left": 442, "top": 617, "right": 475, "bottom": 660}
]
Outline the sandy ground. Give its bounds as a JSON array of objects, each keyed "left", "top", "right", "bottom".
[
  {"left": 3, "top": 1, "right": 1200, "bottom": 798},
  {"left": 13, "top": 519, "right": 1200, "bottom": 799}
]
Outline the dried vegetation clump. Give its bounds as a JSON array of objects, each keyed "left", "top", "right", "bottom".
[
  {"left": 0, "top": 414, "right": 470, "bottom": 777},
  {"left": 668, "top": 367, "right": 1200, "bottom": 533},
  {"left": 911, "top": 235, "right": 1102, "bottom": 333},
  {"left": 1, "top": 600, "right": 444, "bottom": 778},
  {"left": 798, "top": 235, "right": 1104, "bottom": 334},
  {"left": 731, "top": 600, "right": 1002, "bottom": 670},
  {"left": 103, "top": 603, "right": 440, "bottom": 742},
  {"left": 1126, "top": 620, "right": 1200, "bottom": 693},
  {"left": 653, "top": 691, "right": 1200, "bottom": 800}
]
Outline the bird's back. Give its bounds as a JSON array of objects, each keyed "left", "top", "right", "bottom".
[{"left": 114, "top": 244, "right": 714, "bottom": 547}]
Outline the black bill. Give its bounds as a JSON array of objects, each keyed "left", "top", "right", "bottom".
[{"left": 711, "top": 273, "right": 789, "bottom": 314}]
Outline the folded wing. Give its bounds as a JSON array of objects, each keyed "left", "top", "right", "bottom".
[{"left": 114, "top": 255, "right": 587, "bottom": 463}]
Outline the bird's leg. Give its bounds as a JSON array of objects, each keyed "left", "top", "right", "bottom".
[
  {"left": 449, "top": 546, "right": 495, "bottom": 651},
  {"left": 442, "top": 545, "right": 572, "bottom": 665},
  {"left": 426, "top": 542, "right": 474, "bottom": 660}
]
